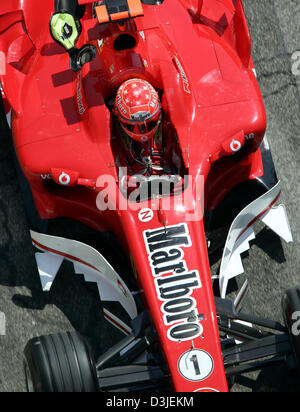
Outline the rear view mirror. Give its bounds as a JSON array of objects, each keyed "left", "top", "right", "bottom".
[
  {"left": 50, "top": 12, "right": 82, "bottom": 51},
  {"left": 70, "top": 44, "right": 97, "bottom": 72}
]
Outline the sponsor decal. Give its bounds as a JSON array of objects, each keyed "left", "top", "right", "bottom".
[
  {"left": 76, "top": 74, "right": 86, "bottom": 115},
  {"left": 131, "top": 111, "right": 151, "bottom": 122},
  {"left": 178, "top": 349, "right": 214, "bottom": 382},
  {"left": 138, "top": 208, "right": 154, "bottom": 222},
  {"left": 194, "top": 387, "right": 219, "bottom": 393},
  {"left": 59, "top": 172, "right": 71, "bottom": 185},
  {"left": 143, "top": 223, "right": 203, "bottom": 341},
  {"left": 116, "top": 93, "right": 128, "bottom": 117},
  {"left": 41, "top": 174, "right": 52, "bottom": 180},
  {"left": 174, "top": 56, "right": 191, "bottom": 94},
  {"left": 230, "top": 138, "right": 242, "bottom": 152}
]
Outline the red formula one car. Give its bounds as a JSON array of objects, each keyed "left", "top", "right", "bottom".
[{"left": 0, "top": 0, "right": 298, "bottom": 392}]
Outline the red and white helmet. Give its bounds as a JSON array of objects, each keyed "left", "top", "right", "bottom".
[{"left": 114, "top": 78, "right": 161, "bottom": 143}]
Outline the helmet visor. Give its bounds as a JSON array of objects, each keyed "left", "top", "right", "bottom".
[{"left": 121, "top": 118, "right": 159, "bottom": 135}]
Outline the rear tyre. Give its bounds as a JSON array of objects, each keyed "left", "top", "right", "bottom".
[
  {"left": 24, "top": 331, "right": 98, "bottom": 392},
  {"left": 282, "top": 286, "right": 300, "bottom": 375}
]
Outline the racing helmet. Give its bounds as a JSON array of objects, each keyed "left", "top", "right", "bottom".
[{"left": 114, "top": 79, "right": 161, "bottom": 143}]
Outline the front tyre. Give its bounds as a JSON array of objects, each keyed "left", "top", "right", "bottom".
[{"left": 24, "top": 331, "right": 98, "bottom": 392}]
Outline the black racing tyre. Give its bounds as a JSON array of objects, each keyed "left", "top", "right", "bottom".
[
  {"left": 282, "top": 286, "right": 300, "bottom": 374},
  {"left": 24, "top": 331, "right": 99, "bottom": 392}
]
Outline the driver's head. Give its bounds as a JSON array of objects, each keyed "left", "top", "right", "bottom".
[{"left": 114, "top": 79, "right": 161, "bottom": 143}]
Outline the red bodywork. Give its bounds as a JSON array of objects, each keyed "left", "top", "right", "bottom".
[{"left": 0, "top": 0, "right": 267, "bottom": 392}]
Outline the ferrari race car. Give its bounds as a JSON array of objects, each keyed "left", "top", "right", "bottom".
[{"left": 0, "top": 0, "right": 298, "bottom": 393}]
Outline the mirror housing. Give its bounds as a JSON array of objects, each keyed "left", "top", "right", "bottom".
[
  {"left": 69, "top": 44, "right": 97, "bottom": 72},
  {"left": 50, "top": 12, "right": 82, "bottom": 51},
  {"left": 50, "top": 13, "right": 96, "bottom": 72}
]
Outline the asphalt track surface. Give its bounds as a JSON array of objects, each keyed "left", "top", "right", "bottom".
[{"left": 0, "top": 0, "right": 299, "bottom": 393}]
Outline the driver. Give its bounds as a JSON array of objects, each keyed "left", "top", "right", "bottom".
[
  {"left": 114, "top": 78, "right": 161, "bottom": 144},
  {"left": 113, "top": 78, "right": 165, "bottom": 177}
]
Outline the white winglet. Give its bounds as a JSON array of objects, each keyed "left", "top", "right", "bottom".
[
  {"left": 73, "top": 261, "right": 137, "bottom": 319},
  {"left": 219, "top": 227, "right": 255, "bottom": 297},
  {"left": 35, "top": 252, "right": 64, "bottom": 291},
  {"left": 260, "top": 204, "right": 293, "bottom": 243},
  {"left": 31, "top": 231, "right": 138, "bottom": 320},
  {"left": 219, "top": 181, "right": 293, "bottom": 298}
]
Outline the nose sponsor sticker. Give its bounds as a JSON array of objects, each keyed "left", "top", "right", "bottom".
[
  {"left": 143, "top": 224, "right": 204, "bottom": 342},
  {"left": 194, "top": 387, "right": 219, "bottom": 393},
  {"left": 178, "top": 349, "right": 214, "bottom": 382},
  {"left": 59, "top": 172, "right": 71, "bottom": 185},
  {"left": 51, "top": 168, "right": 79, "bottom": 186},
  {"left": 138, "top": 208, "right": 154, "bottom": 222}
]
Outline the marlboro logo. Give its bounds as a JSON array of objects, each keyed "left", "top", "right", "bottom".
[{"left": 143, "top": 223, "right": 203, "bottom": 341}]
